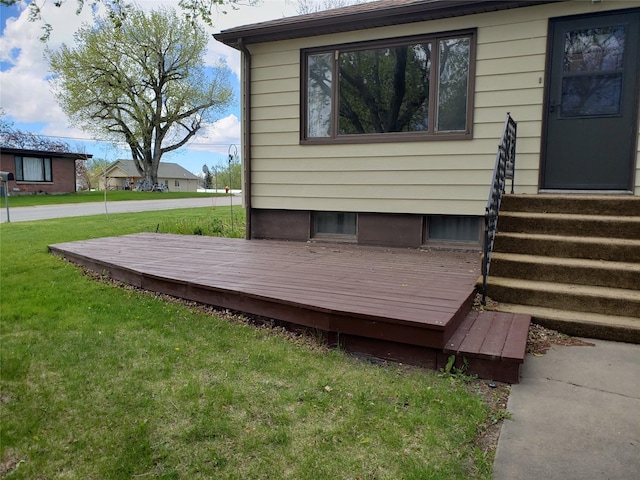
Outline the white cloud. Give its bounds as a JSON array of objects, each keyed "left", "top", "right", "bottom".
[
  {"left": 205, "top": 40, "right": 241, "bottom": 77},
  {"left": 0, "top": 1, "right": 100, "bottom": 125},
  {"left": 187, "top": 114, "right": 241, "bottom": 155},
  {"left": 41, "top": 122, "right": 95, "bottom": 141},
  {"left": 0, "top": 0, "right": 298, "bottom": 163},
  {"left": 203, "top": 1, "right": 297, "bottom": 76}
]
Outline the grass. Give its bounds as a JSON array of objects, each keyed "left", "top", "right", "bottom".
[
  {"left": 0, "top": 190, "right": 225, "bottom": 207},
  {"left": 0, "top": 207, "right": 497, "bottom": 479}
]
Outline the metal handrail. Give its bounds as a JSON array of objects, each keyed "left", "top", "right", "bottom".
[{"left": 481, "top": 113, "right": 517, "bottom": 305}]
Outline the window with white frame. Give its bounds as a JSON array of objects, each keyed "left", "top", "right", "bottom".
[
  {"left": 14, "top": 156, "right": 53, "bottom": 182},
  {"left": 303, "top": 30, "right": 475, "bottom": 142}
]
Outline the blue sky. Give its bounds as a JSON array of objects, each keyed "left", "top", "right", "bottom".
[{"left": 0, "top": 0, "right": 299, "bottom": 175}]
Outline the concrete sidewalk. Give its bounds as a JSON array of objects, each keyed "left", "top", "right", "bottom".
[{"left": 493, "top": 339, "right": 640, "bottom": 479}]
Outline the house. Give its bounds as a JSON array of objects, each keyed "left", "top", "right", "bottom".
[
  {"left": 214, "top": 0, "right": 640, "bottom": 341},
  {"left": 0, "top": 147, "right": 91, "bottom": 194},
  {"left": 214, "top": 0, "right": 639, "bottom": 247},
  {"left": 101, "top": 160, "right": 200, "bottom": 192}
]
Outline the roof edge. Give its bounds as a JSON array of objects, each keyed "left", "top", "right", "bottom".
[
  {"left": 214, "top": 0, "right": 566, "bottom": 49},
  {"left": 0, "top": 147, "right": 92, "bottom": 159}
]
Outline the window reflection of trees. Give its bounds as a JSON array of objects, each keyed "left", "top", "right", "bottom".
[
  {"left": 437, "top": 38, "right": 470, "bottom": 132},
  {"left": 561, "top": 26, "right": 626, "bottom": 117},
  {"left": 563, "top": 26, "right": 625, "bottom": 73},
  {"left": 307, "top": 53, "right": 333, "bottom": 137},
  {"left": 305, "top": 34, "right": 472, "bottom": 138},
  {"left": 338, "top": 44, "right": 431, "bottom": 134}
]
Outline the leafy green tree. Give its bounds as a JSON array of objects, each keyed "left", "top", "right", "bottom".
[
  {"left": 210, "top": 159, "right": 241, "bottom": 190},
  {"left": 0, "top": 0, "right": 256, "bottom": 41},
  {"left": 0, "top": 109, "right": 71, "bottom": 152},
  {"left": 80, "top": 158, "right": 111, "bottom": 191},
  {"left": 48, "top": 6, "right": 233, "bottom": 186},
  {"left": 287, "top": 0, "right": 365, "bottom": 15}
]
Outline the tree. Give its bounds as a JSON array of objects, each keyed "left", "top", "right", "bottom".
[
  {"left": 0, "top": 0, "right": 257, "bottom": 41},
  {"left": 0, "top": 110, "right": 71, "bottom": 152},
  {"left": 208, "top": 159, "right": 241, "bottom": 190},
  {"left": 48, "top": 6, "right": 233, "bottom": 185},
  {"left": 80, "top": 157, "right": 111, "bottom": 191},
  {"left": 1, "top": 110, "right": 91, "bottom": 188},
  {"left": 202, "top": 164, "right": 214, "bottom": 189},
  {"left": 287, "top": 0, "right": 364, "bottom": 15}
]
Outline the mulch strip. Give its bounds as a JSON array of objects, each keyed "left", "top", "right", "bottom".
[{"left": 527, "top": 323, "right": 595, "bottom": 355}]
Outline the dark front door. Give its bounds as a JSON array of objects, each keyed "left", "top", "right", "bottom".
[{"left": 542, "top": 10, "right": 640, "bottom": 190}]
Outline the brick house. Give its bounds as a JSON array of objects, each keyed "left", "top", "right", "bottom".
[{"left": 0, "top": 147, "right": 91, "bottom": 195}]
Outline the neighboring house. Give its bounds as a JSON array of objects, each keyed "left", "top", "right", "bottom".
[
  {"left": 101, "top": 160, "right": 200, "bottom": 192},
  {"left": 0, "top": 147, "right": 91, "bottom": 195},
  {"left": 214, "top": 0, "right": 640, "bottom": 247}
]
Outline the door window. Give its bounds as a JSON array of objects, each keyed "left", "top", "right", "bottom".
[{"left": 560, "top": 26, "right": 625, "bottom": 117}]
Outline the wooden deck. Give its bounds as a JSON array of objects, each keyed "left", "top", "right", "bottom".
[{"left": 49, "top": 233, "right": 530, "bottom": 383}]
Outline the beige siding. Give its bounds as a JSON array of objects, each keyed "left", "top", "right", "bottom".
[
  {"left": 107, "top": 166, "right": 130, "bottom": 178},
  {"left": 247, "top": 0, "right": 640, "bottom": 215}
]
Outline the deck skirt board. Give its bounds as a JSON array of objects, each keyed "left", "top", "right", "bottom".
[{"left": 49, "top": 233, "right": 529, "bottom": 382}]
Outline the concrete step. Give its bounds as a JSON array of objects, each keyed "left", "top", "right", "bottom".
[
  {"left": 490, "top": 303, "right": 640, "bottom": 344},
  {"left": 484, "top": 277, "right": 640, "bottom": 318},
  {"left": 500, "top": 194, "right": 640, "bottom": 216},
  {"left": 489, "top": 252, "right": 640, "bottom": 290},
  {"left": 498, "top": 211, "right": 640, "bottom": 239},
  {"left": 493, "top": 232, "right": 640, "bottom": 262}
]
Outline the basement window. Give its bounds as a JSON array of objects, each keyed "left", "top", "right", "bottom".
[
  {"left": 426, "top": 215, "right": 481, "bottom": 244},
  {"left": 313, "top": 211, "right": 357, "bottom": 237}
]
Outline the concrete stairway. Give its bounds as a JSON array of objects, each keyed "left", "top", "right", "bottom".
[{"left": 483, "top": 194, "right": 640, "bottom": 343}]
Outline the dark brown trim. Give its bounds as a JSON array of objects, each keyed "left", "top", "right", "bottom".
[
  {"left": 539, "top": 7, "right": 640, "bottom": 191},
  {"left": 300, "top": 29, "right": 476, "bottom": 144},
  {"left": 250, "top": 209, "right": 485, "bottom": 249},
  {"left": 238, "top": 38, "right": 253, "bottom": 240},
  {"left": 214, "top": 0, "right": 565, "bottom": 49},
  {"left": 301, "top": 131, "right": 472, "bottom": 146},
  {"left": 538, "top": 15, "right": 554, "bottom": 191},
  {"left": 0, "top": 147, "right": 92, "bottom": 160},
  {"left": 463, "top": 29, "right": 477, "bottom": 143},
  {"left": 299, "top": 49, "right": 307, "bottom": 143},
  {"left": 251, "top": 209, "right": 311, "bottom": 241},
  {"left": 358, "top": 213, "right": 424, "bottom": 247}
]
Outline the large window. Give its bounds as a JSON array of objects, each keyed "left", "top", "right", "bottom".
[
  {"left": 303, "top": 30, "right": 475, "bottom": 142},
  {"left": 14, "top": 156, "right": 52, "bottom": 182}
]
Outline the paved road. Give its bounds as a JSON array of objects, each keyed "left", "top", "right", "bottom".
[{"left": 0, "top": 195, "right": 240, "bottom": 223}]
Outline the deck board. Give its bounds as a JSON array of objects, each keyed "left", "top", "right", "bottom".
[
  {"left": 49, "top": 233, "right": 530, "bottom": 382},
  {"left": 50, "top": 233, "right": 479, "bottom": 332}
]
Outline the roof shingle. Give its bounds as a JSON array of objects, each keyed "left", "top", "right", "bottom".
[{"left": 214, "top": 0, "right": 564, "bottom": 48}]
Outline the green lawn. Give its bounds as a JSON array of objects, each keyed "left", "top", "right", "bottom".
[
  {"left": 0, "top": 208, "right": 500, "bottom": 479},
  {"left": 0, "top": 190, "right": 225, "bottom": 207}
]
